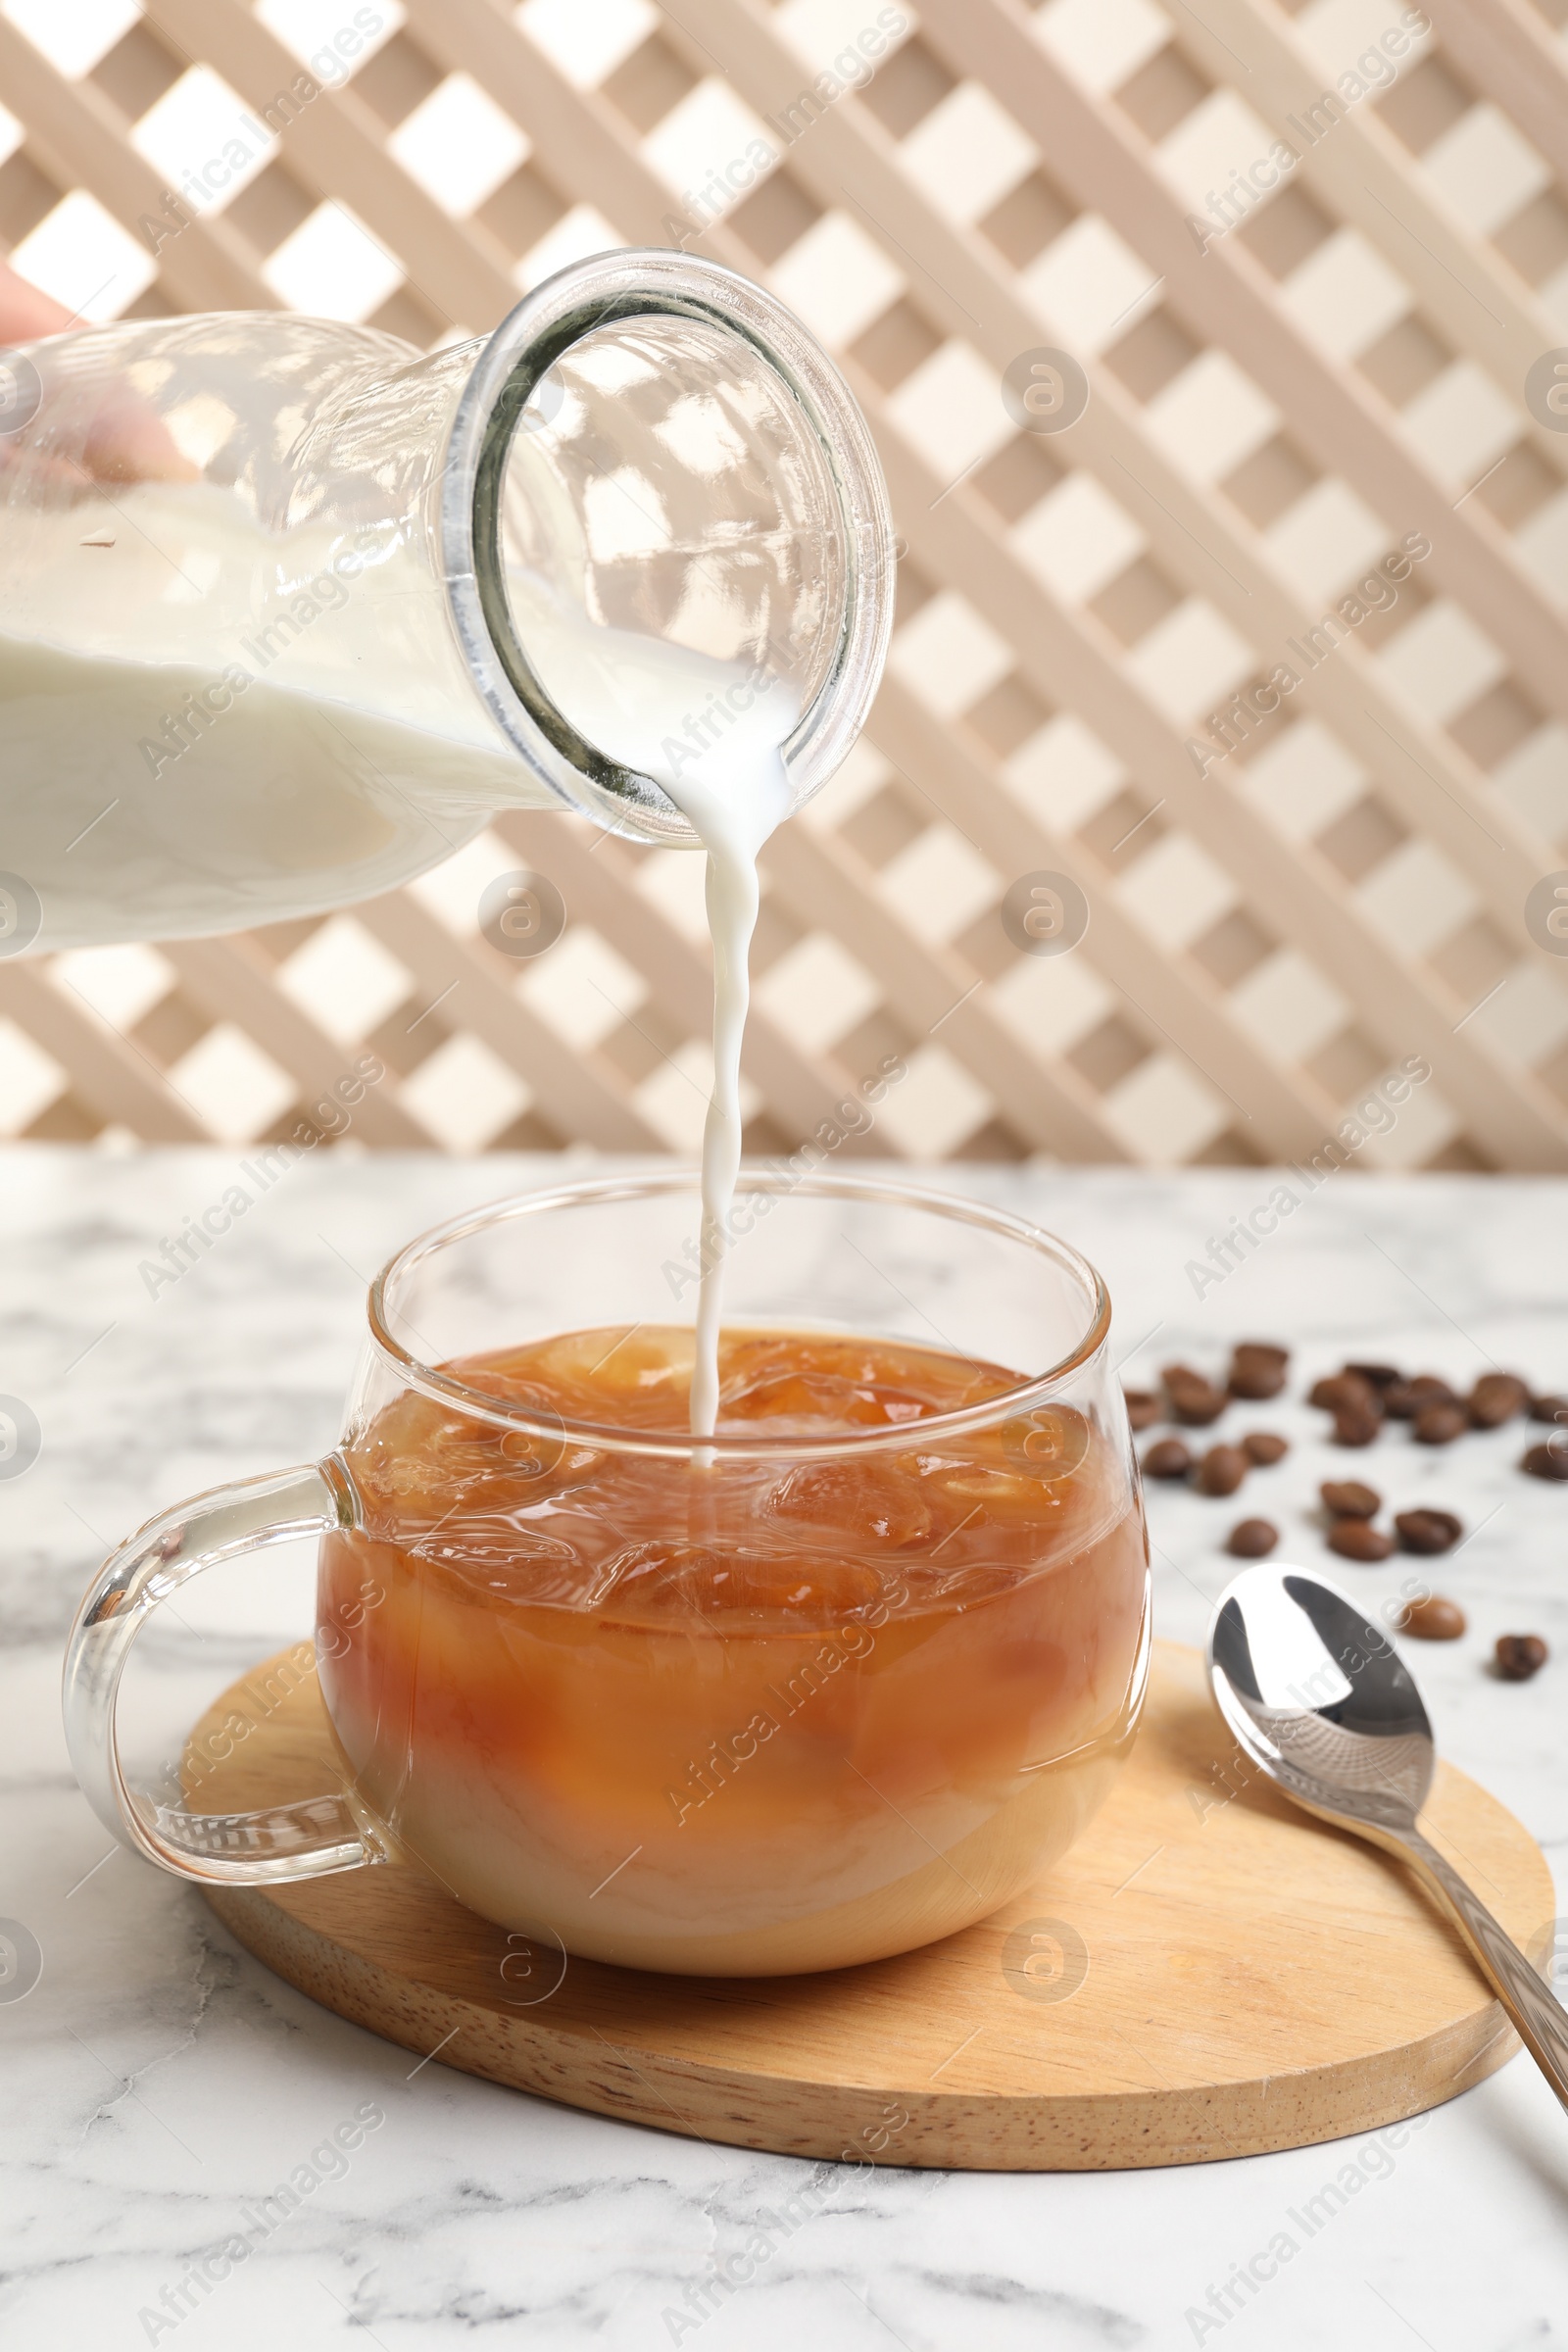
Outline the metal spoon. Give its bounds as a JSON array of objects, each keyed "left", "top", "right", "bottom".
[{"left": 1207, "top": 1564, "right": 1568, "bottom": 2111}]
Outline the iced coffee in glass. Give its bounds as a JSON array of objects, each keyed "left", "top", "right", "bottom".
[
  {"left": 66, "top": 1172, "right": 1149, "bottom": 1976},
  {"left": 316, "top": 1173, "right": 1151, "bottom": 1974}
]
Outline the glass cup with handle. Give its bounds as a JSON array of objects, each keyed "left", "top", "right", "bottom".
[{"left": 63, "top": 1173, "right": 1151, "bottom": 1976}]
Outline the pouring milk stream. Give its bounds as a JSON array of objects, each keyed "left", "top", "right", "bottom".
[{"left": 511, "top": 597, "right": 798, "bottom": 1439}]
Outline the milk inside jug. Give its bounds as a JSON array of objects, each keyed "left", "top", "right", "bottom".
[{"left": 0, "top": 250, "right": 894, "bottom": 953}]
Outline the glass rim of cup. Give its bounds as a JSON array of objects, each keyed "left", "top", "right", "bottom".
[{"left": 365, "top": 1168, "right": 1112, "bottom": 1463}]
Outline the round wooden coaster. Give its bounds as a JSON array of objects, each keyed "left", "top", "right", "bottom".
[{"left": 186, "top": 1641, "right": 1551, "bottom": 2171}]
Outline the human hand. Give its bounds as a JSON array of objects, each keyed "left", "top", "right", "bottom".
[
  {"left": 0, "top": 254, "right": 74, "bottom": 340},
  {"left": 0, "top": 255, "right": 197, "bottom": 484}
]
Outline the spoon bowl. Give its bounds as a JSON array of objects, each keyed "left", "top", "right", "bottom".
[
  {"left": 1208, "top": 1565, "right": 1568, "bottom": 2117},
  {"left": 1209, "top": 1566, "right": 1434, "bottom": 1832}
]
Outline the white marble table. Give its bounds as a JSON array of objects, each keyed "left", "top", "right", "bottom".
[{"left": 3, "top": 1147, "right": 1566, "bottom": 2352}]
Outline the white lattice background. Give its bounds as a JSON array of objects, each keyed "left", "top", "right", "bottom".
[{"left": 3, "top": 0, "right": 1568, "bottom": 1167}]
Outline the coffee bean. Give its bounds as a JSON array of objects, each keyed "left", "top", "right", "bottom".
[
  {"left": 1242, "top": 1432, "right": 1289, "bottom": 1465},
  {"left": 1529, "top": 1392, "right": 1568, "bottom": 1424},
  {"left": 1332, "top": 1407, "right": 1382, "bottom": 1448},
  {"left": 1227, "top": 1517, "right": 1277, "bottom": 1557},
  {"left": 1143, "top": 1437, "right": 1192, "bottom": 1480},
  {"left": 1327, "top": 1519, "right": 1394, "bottom": 1562},
  {"left": 1310, "top": 1371, "right": 1380, "bottom": 1416},
  {"left": 1196, "top": 1444, "right": 1249, "bottom": 1496},
  {"left": 1395, "top": 1593, "right": 1465, "bottom": 1641},
  {"left": 1162, "top": 1365, "right": 1228, "bottom": 1425},
  {"left": 1228, "top": 1366, "right": 1285, "bottom": 1400},
  {"left": 1385, "top": 1374, "right": 1456, "bottom": 1420},
  {"left": 1123, "top": 1388, "right": 1160, "bottom": 1431},
  {"left": 1467, "top": 1373, "right": 1530, "bottom": 1428},
  {"left": 1395, "top": 1507, "right": 1462, "bottom": 1555},
  {"left": 1346, "top": 1362, "right": 1401, "bottom": 1390},
  {"left": 1414, "top": 1402, "right": 1467, "bottom": 1446},
  {"left": 1521, "top": 1440, "right": 1568, "bottom": 1482},
  {"left": 1321, "top": 1480, "right": 1380, "bottom": 1519},
  {"left": 1494, "top": 1634, "right": 1548, "bottom": 1682},
  {"left": 1228, "top": 1343, "right": 1288, "bottom": 1400}
]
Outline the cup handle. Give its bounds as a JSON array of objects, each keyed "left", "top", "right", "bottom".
[{"left": 62, "top": 1457, "right": 387, "bottom": 1885}]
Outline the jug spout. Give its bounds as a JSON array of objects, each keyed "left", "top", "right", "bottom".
[{"left": 0, "top": 253, "right": 893, "bottom": 953}]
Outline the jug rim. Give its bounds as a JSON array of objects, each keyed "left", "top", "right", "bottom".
[{"left": 437, "top": 247, "right": 897, "bottom": 848}]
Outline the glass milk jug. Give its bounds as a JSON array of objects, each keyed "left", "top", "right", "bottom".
[{"left": 0, "top": 250, "right": 894, "bottom": 953}]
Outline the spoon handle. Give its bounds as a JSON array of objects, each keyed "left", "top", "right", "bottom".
[{"left": 1403, "top": 1829, "right": 1568, "bottom": 2111}]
